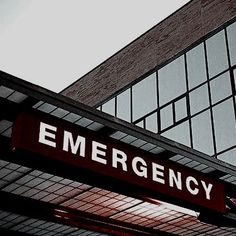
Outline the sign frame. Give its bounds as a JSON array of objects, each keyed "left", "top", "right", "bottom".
[{"left": 11, "top": 111, "right": 226, "bottom": 213}]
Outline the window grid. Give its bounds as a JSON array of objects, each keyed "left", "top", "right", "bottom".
[
  {"left": 226, "top": 24, "right": 236, "bottom": 125},
  {"left": 98, "top": 19, "right": 236, "bottom": 165},
  {"left": 203, "top": 40, "right": 218, "bottom": 158},
  {"left": 184, "top": 53, "right": 194, "bottom": 149}
]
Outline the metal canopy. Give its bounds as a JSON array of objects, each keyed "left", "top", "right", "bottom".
[{"left": 0, "top": 70, "right": 236, "bottom": 236}]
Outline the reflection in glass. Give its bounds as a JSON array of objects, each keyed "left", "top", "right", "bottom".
[
  {"left": 206, "top": 30, "right": 228, "bottom": 78},
  {"left": 213, "top": 99, "right": 236, "bottom": 152},
  {"left": 175, "top": 97, "right": 187, "bottom": 122},
  {"left": 187, "top": 43, "right": 207, "bottom": 89},
  {"left": 218, "top": 148, "right": 236, "bottom": 166},
  {"left": 192, "top": 111, "right": 214, "bottom": 156},
  {"left": 160, "top": 104, "right": 173, "bottom": 130},
  {"left": 190, "top": 84, "right": 209, "bottom": 115},
  {"left": 162, "top": 121, "right": 190, "bottom": 147},
  {"left": 146, "top": 112, "right": 158, "bottom": 133},
  {"left": 117, "top": 89, "right": 131, "bottom": 122},
  {"left": 102, "top": 98, "right": 115, "bottom": 116},
  {"left": 227, "top": 21, "right": 236, "bottom": 66},
  {"left": 132, "top": 73, "right": 157, "bottom": 121},
  {"left": 210, "top": 72, "right": 232, "bottom": 104},
  {"left": 158, "top": 56, "right": 186, "bottom": 106}
]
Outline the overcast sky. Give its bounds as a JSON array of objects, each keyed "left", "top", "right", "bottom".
[{"left": 0, "top": 0, "right": 190, "bottom": 92}]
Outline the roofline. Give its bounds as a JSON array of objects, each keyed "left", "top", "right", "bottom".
[{"left": 60, "top": 0, "right": 194, "bottom": 93}]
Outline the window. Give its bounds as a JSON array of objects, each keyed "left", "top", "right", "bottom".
[
  {"left": 158, "top": 56, "right": 186, "bottom": 106},
  {"left": 117, "top": 89, "right": 131, "bottom": 122},
  {"left": 186, "top": 44, "right": 207, "bottom": 89},
  {"left": 132, "top": 73, "right": 157, "bottom": 121},
  {"left": 160, "top": 104, "right": 173, "bottom": 130},
  {"left": 135, "top": 120, "right": 144, "bottom": 128},
  {"left": 145, "top": 112, "right": 158, "bottom": 133},
  {"left": 191, "top": 111, "right": 214, "bottom": 156},
  {"left": 174, "top": 97, "right": 187, "bottom": 122},
  {"left": 213, "top": 99, "right": 236, "bottom": 152},
  {"left": 206, "top": 30, "right": 228, "bottom": 78},
  {"left": 210, "top": 72, "right": 232, "bottom": 104},
  {"left": 234, "top": 70, "right": 236, "bottom": 92},
  {"left": 98, "top": 19, "right": 236, "bottom": 167},
  {"left": 162, "top": 121, "right": 190, "bottom": 147},
  {"left": 189, "top": 84, "right": 209, "bottom": 115},
  {"left": 218, "top": 148, "right": 236, "bottom": 166},
  {"left": 102, "top": 98, "right": 115, "bottom": 116},
  {"left": 227, "top": 21, "right": 236, "bottom": 66}
]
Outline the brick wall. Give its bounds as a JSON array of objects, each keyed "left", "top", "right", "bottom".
[{"left": 61, "top": 0, "right": 236, "bottom": 106}]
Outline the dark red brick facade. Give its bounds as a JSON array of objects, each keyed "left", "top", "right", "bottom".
[{"left": 62, "top": 0, "right": 236, "bottom": 106}]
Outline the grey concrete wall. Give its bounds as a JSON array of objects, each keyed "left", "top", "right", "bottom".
[{"left": 61, "top": 0, "right": 236, "bottom": 106}]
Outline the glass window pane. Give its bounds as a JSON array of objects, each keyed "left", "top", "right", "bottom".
[
  {"left": 227, "top": 21, "right": 236, "bottom": 66},
  {"left": 146, "top": 112, "right": 158, "bottom": 133},
  {"left": 38, "top": 103, "right": 56, "bottom": 113},
  {"left": 213, "top": 99, "right": 236, "bottom": 152},
  {"left": 51, "top": 108, "right": 69, "bottom": 118},
  {"left": 175, "top": 97, "right": 187, "bottom": 122},
  {"left": 210, "top": 72, "right": 232, "bottom": 104},
  {"left": 132, "top": 73, "right": 157, "bottom": 121},
  {"left": 206, "top": 30, "right": 228, "bottom": 78},
  {"left": 117, "top": 89, "right": 131, "bottom": 122},
  {"left": 102, "top": 98, "right": 115, "bottom": 116},
  {"left": 190, "top": 84, "right": 209, "bottom": 115},
  {"left": 63, "top": 113, "right": 81, "bottom": 123},
  {"left": 162, "top": 121, "right": 190, "bottom": 147},
  {"left": 7, "top": 91, "right": 28, "bottom": 103},
  {"left": 234, "top": 69, "right": 236, "bottom": 91},
  {"left": 218, "top": 148, "right": 236, "bottom": 166},
  {"left": 192, "top": 111, "right": 214, "bottom": 156},
  {"left": 160, "top": 104, "right": 173, "bottom": 130},
  {"left": 158, "top": 56, "right": 186, "bottom": 106},
  {"left": 187, "top": 43, "right": 207, "bottom": 89},
  {"left": 0, "top": 120, "right": 12, "bottom": 133},
  {"left": 0, "top": 86, "right": 14, "bottom": 98},
  {"left": 135, "top": 120, "right": 144, "bottom": 128}
]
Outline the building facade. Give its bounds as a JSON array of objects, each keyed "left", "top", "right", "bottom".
[
  {"left": 62, "top": 0, "right": 236, "bottom": 167},
  {"left": 0, "top": 0, "right": 236, "bottom": 235}
]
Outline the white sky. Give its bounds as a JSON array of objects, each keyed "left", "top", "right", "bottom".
[{"left": 0, "top": 0, "right": 190, "bottom": 92}]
